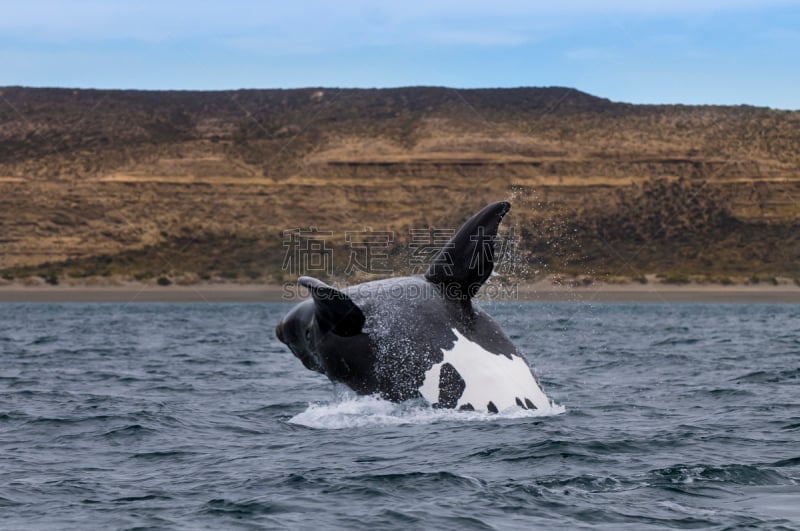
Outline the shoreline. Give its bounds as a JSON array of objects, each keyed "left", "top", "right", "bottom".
[{"left": 1, "top": 282, "right": 799, "bottom": 303}]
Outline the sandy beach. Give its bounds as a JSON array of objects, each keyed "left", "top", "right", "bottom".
[{"left": 1, "top": 281, "right": 798, "bottom": 303}]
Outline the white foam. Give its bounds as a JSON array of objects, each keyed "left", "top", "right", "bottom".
[{"left": 288, "top": 394, "right": 565, "bottom": 430}]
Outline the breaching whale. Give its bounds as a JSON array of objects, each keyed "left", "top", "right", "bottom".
[{"left": 275, "top": 201, "right": 551, "bottom": 413}]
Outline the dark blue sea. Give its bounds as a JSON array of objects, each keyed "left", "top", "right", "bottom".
[{"left": 1, "top": 301, "right": 798, "bottom": 530}]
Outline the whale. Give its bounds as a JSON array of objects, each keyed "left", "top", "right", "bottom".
[{"left": 275, "top": 201, "right": 551, "bottom": 413}]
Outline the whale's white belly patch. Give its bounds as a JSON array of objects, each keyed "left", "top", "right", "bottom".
[{"left": 419, "top": 328, "right": 549, "bottom": 412}]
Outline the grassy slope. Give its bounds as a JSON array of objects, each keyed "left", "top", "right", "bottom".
[{"left": 0, "top": 86, "right": 798, "bottom": 284}]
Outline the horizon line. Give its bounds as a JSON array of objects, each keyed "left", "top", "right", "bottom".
[{"left": 2, "top": 84, "right": 797, "bottom": 111}]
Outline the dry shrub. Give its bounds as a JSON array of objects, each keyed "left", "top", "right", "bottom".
[{"left": 587, "top": 178, "right": 735, "bottom": 242}]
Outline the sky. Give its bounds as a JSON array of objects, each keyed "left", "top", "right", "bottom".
[{"left": 1, "top": 0, "right": 799, "bottom": 109}]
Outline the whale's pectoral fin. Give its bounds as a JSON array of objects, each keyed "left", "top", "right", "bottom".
[
  {"left": 299, "top": 276, "right": 365, "bottom": 337},
  {"left": 425, "top": 201, "right": 511, "bottom": 299}
]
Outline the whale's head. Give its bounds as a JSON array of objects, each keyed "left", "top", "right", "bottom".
[
  {"left": 275, "top": 296, "right": 322, "bottom": 372},
  {"left": 276, "top": 277, "right": 377, "bottom": 392}
]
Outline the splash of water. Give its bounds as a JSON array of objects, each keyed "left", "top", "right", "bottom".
[{"left": 288, "top": 394, "right": 565, "bottom": 430}]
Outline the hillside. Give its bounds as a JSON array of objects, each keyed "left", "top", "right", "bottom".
[{"left": 1, "top": 86, "right": 798, "bottom": 285}]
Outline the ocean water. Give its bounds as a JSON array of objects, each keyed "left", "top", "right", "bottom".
[{"left": 1, "top": 301, "right": 798, "bottom": 530}]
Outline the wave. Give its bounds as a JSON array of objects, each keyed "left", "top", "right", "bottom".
[
  {"left": 732, "top": 368, "right": 800, "bottom": 384},
  {"left": 203, "top": 497, "right": 288, "bottom": 516},
  {"left": 288, "top": 395, "right": 565, "bottom": 430},
  {"left": 649, "top": 464, "right": 795, "bottom": 487}
]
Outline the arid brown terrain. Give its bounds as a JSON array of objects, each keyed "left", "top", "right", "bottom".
[{"left": 1, "top": 86, "right": 798, "bottom": 285}]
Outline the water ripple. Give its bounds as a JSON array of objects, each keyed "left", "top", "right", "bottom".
[{"left": 0, "top": 302, "right": 797, "bottom": 530}]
